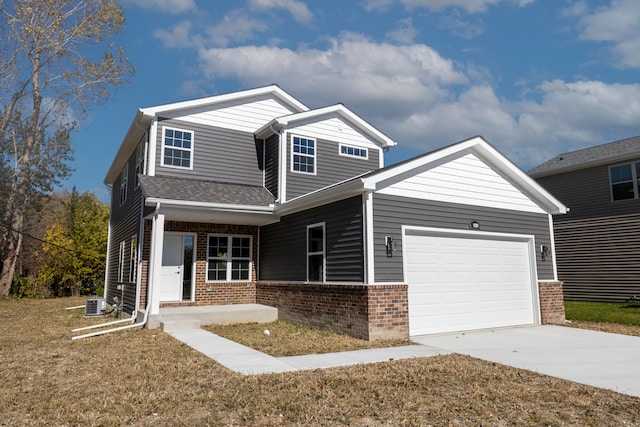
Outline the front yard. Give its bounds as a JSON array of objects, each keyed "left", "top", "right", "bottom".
[{"left": 1, "top": 297, "right": 639, "bottom": 426}]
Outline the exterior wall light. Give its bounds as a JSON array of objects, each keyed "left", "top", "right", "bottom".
[{"left": 469, "top": 220, "right": 480, "bottom": 230}]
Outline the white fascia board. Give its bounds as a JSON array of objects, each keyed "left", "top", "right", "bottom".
[
  {"left": 364, "top": 136, "right": 567, "bottom": 215},
  {"left": 273, "top": 104, "right": 397, "bottom": 149},
  {"left": 145, "top": 197, "right": 275, "bottom": 213},
  {"left": 104, "top": 110, "right": 152, "bottom": 185},
  {"left": 140, "top": 85, "right": 308, "bottom": 117}
]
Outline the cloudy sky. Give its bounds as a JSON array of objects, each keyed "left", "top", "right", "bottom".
[{"left": 68, "top": 0, "right": 640, "bottom": 200}]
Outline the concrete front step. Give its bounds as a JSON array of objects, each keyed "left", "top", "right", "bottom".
[
  {"left": 161, "top": 319, "right": 201, "bottom": 332},
  {"left": 158, "top": 303, "right": 277, "bottom": 330}
]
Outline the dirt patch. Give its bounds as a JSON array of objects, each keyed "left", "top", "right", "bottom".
[
  {"left": 565, "top": 319, "right": 640, "bottom": 337},
  {"left": 2, "top": 297, "right": 640, "bottom": 426}
]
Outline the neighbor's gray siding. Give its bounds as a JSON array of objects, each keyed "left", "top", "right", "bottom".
[
  {"left": 286, "top": 133, "right": 379, "bottom": 200},
  {"left": 372, "top": 194, "right": 555, "bottom": 282},
  {"left": 264, "top": 134, "right": 279, "bottom": 198},
  {"left": 155, "top": 118, "right": 263, "bottom": 186},
  {"left": 106, "top": 141, "right": 144, "bottom": 314},
  {"left": 260, "top": 196, "right": 364, "bottom": 282},
  {"left": 534, "top": 163, "right": 640, "bottom": 302},
  {"left": 535, "top": 162, "right": 640, "bottom": 221}
]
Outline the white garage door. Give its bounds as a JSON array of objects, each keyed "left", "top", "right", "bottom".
[{"left": 405, "top": 231, "right": 537, "bottom": 336}]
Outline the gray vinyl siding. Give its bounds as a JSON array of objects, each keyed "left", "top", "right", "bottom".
[
  {"left": 535, "top": 161, "right": 640, "bottom": 221},
  {"left": 553, "top": 214, "right": 640, "bottom": 302},
  {"left": 155, "top": 118, "right": 263, "bottom": 186},
  {"left": 264, "top": 134, "right": 279, "bottom": 198},
  {"left": 106, "top": 144, "right": 144, "bottom": 314},
  {"left": 286, "top": 133, "right": 379, "bottom": 200},
  {"left": 259, "top": 196, "right": 364, "bottom": 282},
  {"left": 372, "top": 193, "right": 555, "bottom": 282}
]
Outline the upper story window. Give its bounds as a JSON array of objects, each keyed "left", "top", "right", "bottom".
[
  {"left": 135, "top": 142, "right": 146, "bottom": 186},
  {"left": 610, "top": 162, "right": 640, "bottom": 201},
  {"left": 206, "top": 235, "right": 252, "bottom": 282},
  {"left": 162, "top": 127, "right": 193, "bottom": 169},
  {"left": 119, "top": 164, "right": 128, "bottom": 205},
  {"left": 292, "top": 135, "right": 315, "bottom": 174},
  {"left": 339, "top": 143, "right": 368, "bottom": 160}
]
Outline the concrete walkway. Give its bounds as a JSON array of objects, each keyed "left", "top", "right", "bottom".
[
  {"left": 413, "top": 325, "right": 640, "bottom": 398},
  {"left": 166, "top": 324, "right": 640, "bottom": 398},
  {"left": 165, "top": 327, "right": 450, "bottom": 375}
]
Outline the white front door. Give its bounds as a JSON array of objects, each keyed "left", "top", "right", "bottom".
[{"left": 159, "top": 234, "right": 183, "bottom": 301}]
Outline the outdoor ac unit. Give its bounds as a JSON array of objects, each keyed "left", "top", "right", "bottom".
[{"left": 84, "top": 297, "right": 106, "bottom": 317}]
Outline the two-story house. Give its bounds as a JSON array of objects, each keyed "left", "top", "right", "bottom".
[
  {"left": 529, "top": 136, "right": 640, "bottom": 302},
  {"left": 104, "top": 85, "right": 567, "bottom": 340}
]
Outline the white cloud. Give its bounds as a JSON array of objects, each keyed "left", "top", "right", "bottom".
[
  {"left": 153, "top": 21, "right": 199, "bottom": 48},
  {"left": 248, "top": 0, "right": 313, "bottom": 23},
  {"left": 205, "top": 10, "right": 269, "bottom": 47},
  {"left": 125, "top": 0, "right": 196, "bottom": 14},
  {"left": 364, "top": 0, "right": 532, "bottom": 13},
  {"left": 386, "top": 18, "right": 419, "bottom": 44},
  {"left": 575, "top": 0, "right": 640, "bottom": 68}
]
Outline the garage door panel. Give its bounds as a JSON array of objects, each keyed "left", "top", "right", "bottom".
[{"left": 406, "top": 232, "right": 536, "bottom": 336}]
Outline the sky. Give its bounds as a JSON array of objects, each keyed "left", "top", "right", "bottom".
[{"left": 65, "top": 0, "right": 640, "bottom": 202}]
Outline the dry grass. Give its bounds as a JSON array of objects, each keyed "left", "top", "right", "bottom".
[
  {"left": 205, "top": 320, "right": 413, "bottom": 356},
  {"left": 2, "top": 297, "right": 640, "bottom": 426}
]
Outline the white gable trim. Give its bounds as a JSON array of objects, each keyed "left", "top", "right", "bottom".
[
  {"left": 256, "top": 104, "right": 396, "bottom": 149},
  {"left": 140, "top": 85, "right": 308, "bottom": 117},
  {"left": 365, "top": 136, "right": 567, "bottom": 215}
]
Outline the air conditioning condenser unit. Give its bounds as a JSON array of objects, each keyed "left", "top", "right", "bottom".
[{"left": 84, "top": 297, "right": 106, "bottom": 317}]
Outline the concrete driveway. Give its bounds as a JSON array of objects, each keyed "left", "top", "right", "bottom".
[{"left": 413, "top": 325, "right": 640, "bottom": 397}]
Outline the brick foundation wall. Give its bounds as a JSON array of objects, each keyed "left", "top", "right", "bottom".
[
  {"left": 256, "top": 282, "right": 409, "bottom": 341},
  {"left": 538, "top": 281, "right": 566, "bottom": 324}
]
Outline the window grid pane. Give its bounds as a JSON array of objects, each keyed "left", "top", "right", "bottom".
[
  {"left": 293, "top": 136, "right": 315, "bottom": 173},
  {"left": 207, "top": 235, "right": 251, "bottom": 282},
  {"left": 163, "top": 128, "right": 192, "bottom": 168}
]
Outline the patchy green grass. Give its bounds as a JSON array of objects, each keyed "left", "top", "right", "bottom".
[
  {"left": 205, "top": 320, "right": 413, "bottom": 357},
  {"left": 565, "top": 300, "right": 640, "bottom": 326}
]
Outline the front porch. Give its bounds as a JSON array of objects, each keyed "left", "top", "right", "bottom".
[{"left": 150, "top": 303, "right": 278, "bottom": 330}]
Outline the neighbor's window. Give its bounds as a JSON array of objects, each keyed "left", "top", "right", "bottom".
[
  {"left": 162, "top": 127, "right": 193, "bottom": 169},
  {"left": 119, "top": 164, "right": 128, "bottom": 205},
  {"left": 292, "top": 135, "right": 315, "bottom": 174},
  {"left": 207, "top": 235, "right": 252, "bottom": 281},
  {"left": 307, "top": 223, "right": 325, "bottom": 282},
  {"left": 610, "top": 162, "right": 640, "bottom": 201},
  {"left": 339, "top": 143, "right": 368, "bottom": 159}
]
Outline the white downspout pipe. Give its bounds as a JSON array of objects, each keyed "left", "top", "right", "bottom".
[{"left": 72, "top": 203, "right": 160, "bottom": 340}]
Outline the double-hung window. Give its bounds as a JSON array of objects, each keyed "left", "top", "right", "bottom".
[
  {"left": 118, "top": 241, "right": 126, "bottom": 283},
  {"left": 307, "top": 223, "right": 325, "bottom": 282},
  {"left": 610, "top": 162, "right": 640, "bottom": 201},
  {"left": 135, "top": 142, "right": 146, "bottom": 186},
  {"left": 292, "top": 135, "right": 315, "bottom": 174},
  {"left": 207, "top": 235, "right": 252, "bottom": 281},
  {"left": 129, "top": 235, "right": 137, "bottom": 283},
  {"left": 162, "top": 127, "right": 193, "bottom": 169}
]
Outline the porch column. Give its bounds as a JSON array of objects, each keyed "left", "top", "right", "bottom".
[{"left": 148, "top": 210, "right": 165, "bottom": 316}]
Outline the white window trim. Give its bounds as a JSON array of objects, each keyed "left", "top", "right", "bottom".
[
  {"left": 118, "top": 241, "right": 126, "bottom": 283},
  {"left": 206, "top": 234, "right": 253, "bottom": 282},
  {"left": 128, "top": 235, "right": 137, "bottom": 283},
  {"left": 306, "top": 222, "right": 326, "bottom": 282},
  {"left": 290, "top": 134, "right": 317, "bottom": 176},
  {"left": 161, "top": 126, "right": 194, "bottom": 170},
  {"left": 119, "top": 164, "right": 128, "bottom": 205},
  {"left": 609, "top": 162, "right": 640, "bottom": 201},
  {"left": 339, "top": 143, "right": 369, "bottom": 160}
]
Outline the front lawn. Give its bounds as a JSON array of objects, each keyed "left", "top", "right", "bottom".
[
  {"left": 2, "top": 297, "right": 640, "bottom": 425},
  {"left": 565, "top": 300, "right": 640, "bottom": 336}
]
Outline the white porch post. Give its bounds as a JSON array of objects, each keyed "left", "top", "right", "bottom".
[{"left": 148, "top": 210, "right": 165, "bottom": 316}]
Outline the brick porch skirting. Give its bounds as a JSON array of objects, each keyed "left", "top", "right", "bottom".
[
  {"left": 538, "top": 280, "right": 566, "bottom": 324},
  {"left": 256, "top": 282, "right": 409, "bottom": 341}
]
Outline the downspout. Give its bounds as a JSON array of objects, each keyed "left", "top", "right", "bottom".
[{"left": 72, "top": 203, "right": 160, "bottom": 340}]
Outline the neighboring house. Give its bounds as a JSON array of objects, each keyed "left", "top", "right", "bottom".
[
  {"left": 104, "top": 85, "right": 567, "bottom": 340},
  {"left": 529, "top": 136, "right": 640, "bottom": 302}
]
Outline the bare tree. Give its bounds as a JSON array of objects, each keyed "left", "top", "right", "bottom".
[{"left": 0, "top": 0, "right": 134, "bottom": 295}]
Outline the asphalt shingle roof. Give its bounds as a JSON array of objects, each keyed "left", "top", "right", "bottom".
[
  {"left": 139, "top": 175, "right": 276, "bottom": 206},
  {"left": 528, "top": 136, "right": 640, "bottom": 177}
]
